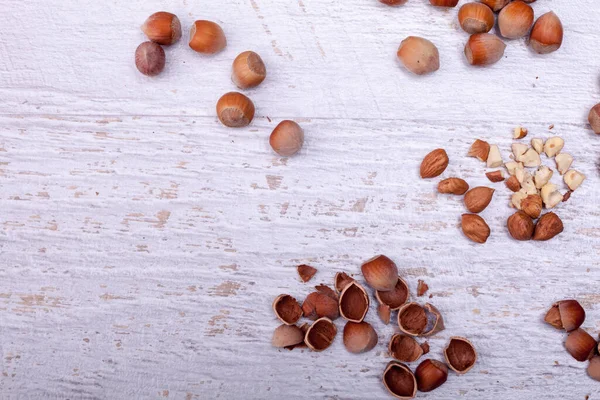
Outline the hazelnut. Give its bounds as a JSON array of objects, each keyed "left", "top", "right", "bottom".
[
  {"left": 420, "top": 149, "right": 449, "bottom": 179},
  {"left": 232, "top": 51, "right": 267, "bottom": 89},
  {"left": 486, "top": 170, "right": 505, "bottom": 183},
  {"left": 361, "top": 255, "right": 399, "bottom": 291},
  {"left": 498, "top": 1, "right": 534, "bottom": 39},
  {"left": 564, "top": 170, "right": 586, "bottom": 191},
  {"left": 301, "top": 291, "right": 339, "bottom": 321},
  {"left": 339, "top": 282, "right": 370, "bottom": 323},
  {"left": 444, "top": 337, "right": 477, "bottom": 374},
  {"left": 141, "top": 11, "right": 182, "bottom": 45},
  {"left": 533, "top": 212, "right": 563, "bottom": 241},
  {"left": 398, "top": 303, "right": 427, "bottom": 336},
  {"left": 305, "top": 317, "right": 337, "bottom": 352},
  {"left": 530, "top": 12, "right": 563, "bottom": 54},
  {"left": 376, "top": 278, "right": 409, "bottom": 310},
  {"left": 397, "top": 37, "right": 440, "bottom": 75},
  {"left": 544, "top": 300, "right": 585, "bottom": 332},
  {"left": 588, "top": 103, "right": 600, "bottom": 134},
  {"left": 531, "top": 138, "right": 544, "bottom": 154},
  {"left": 135, "top": 42, "right": 166, "bottom": 77},
  {"left": 534, "top": 166, "right": 553, "bottom": 189},
  {"left": 461, "top": 214, "right": 490, "bottom": 244},
  {"left": 544, "top": 136, "right": 564, "bottom": 157},
  {"left": 438, "top": 178, "right": 469, "bottom": 195},
  {"left": 415, "top": 359, "right": 448, "bottom": 392},
  {"left": 506, "top": 176, "right": 521, "bottom": 192},
  {"left": 343, "top": 321, "right": 378, "bottom": 354},
  {"left": 565, "top": 328, "right": 596, "bottom": 362},
  {"left": 429, "top": 0, "right": 459, "bottom": 6},
  {"left": 458, "top": 3, "right": 495, "bottom": 34},
  {"left": 382, "top": 361, "right": 417, "bottom": 400},
  {"left": 297, "top": 264, "right": 317, "bottom": 283},
  {"left": 555, "top": 153, "right": 573, "bottom": 175},
  {"left": 389, "top": 334, "right": 425, "bottom": 363},
  {"left": 540, "top": 183, "right": 563, "bottom": 209},
  {"left": 521, "top": 195, "right": 542, "bottom": 219},
  {"left": 216, "top": 92, "right": 255, "bottom": 128},
  {"left": 480, "top": 0, "right": 510, "bottom": 12},
  {"left": 464, "top": 186, "right": 495, "bottom": 213},
  {"left": 380, "top": 0, "right": 408, "bottom": 4},
  {"left": 272, "top": 294, "right": 303, "bottom": 325},
  {"left": 272, "top": 324, "right": 304, "bottom": 348},
  {"left": 269, "top": 120, "right": 304, "bottom": 157},
  {"left": 507, "top": 211, "right": 534, "bottom": 241},
  {"left": 514, "top": 126, "right": 528, "bottom": 139},
  {"left": 464, "top": 34, "right": 506, "bottom": 66},
  {"left": 189, "top": 20, "right": 227, "bottom": 54}
]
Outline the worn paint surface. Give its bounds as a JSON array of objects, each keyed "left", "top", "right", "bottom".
[{"left": 1, "top": 0, "right": 600, "bottom": 399}]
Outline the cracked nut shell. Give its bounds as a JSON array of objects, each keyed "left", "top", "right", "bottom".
[
  {"left": 361, "top": 255, "right": 399, "bottom": 291},
  {"left": 444, "top": 337, "right": 477, "bottom": 374},
  {"left": 339, "top": 281, "right": 369, "bottom": 323},
  {"left": 272, "top": 294, "right": 303, "bottom": 325},
  {"left": 343, "top": 321, "right": 378, "bottom": 354},
  {"left": 389, "top": 334, "right": 425, "bottom": 363},
  {"left": 334, "top": 272, "right": 355, "bottom": 293},
  {"left": 305, "top": 317, "right": 337, "bottom": 352},
  {"left": 398, "top": 303, "right": 427, "bottom": 336},
  {"left": 301, "top": 291, "right": 339, "bottom": 321},
  {"left": 378, "top": 303, "right": 392, "bottom": 325},
  {"left": 545, "top": 300, "right": 585, "bottom": 332},
  {"left": 376, "top": 277, "right": 409, "bottom": 310},
  {"left": 565, "top": 328, "right": 596, "bottom": 362},
  {"left": 382, "top": 361, "right": 417, "bottom": 400},
  {"left": 297, "top": 264, "right": 317, "bottom": 283},
  {"left": 415, "top": 359, "right": 448, "bottom": 392}
]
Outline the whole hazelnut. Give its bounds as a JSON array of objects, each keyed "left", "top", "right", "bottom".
[
  {"left": 135, "top": 41, "right": 166, "bottom": 76},
  {"left": 216, "top": 92, "right": 255, "bottom": 128},
  {"left": 141, "top": 11, "right": 182, "bottom": 45},
  {"left": 397, "top": 36, "right": 440, "bottom": 75},
  {"left": 270, "top": 120, "right": 304, "bottom": 156},
  {"left": 498, "top": 1, "right": 534, "bottom": 39},
  {"left": 458, "top": 3, "right": 495, "bottom": 34},
  {"left": 530, "top": 12, "right": 563, "bottom": 54},
  {"left": 189, "top": 20, "right": 227, "bottom": 54},
  {"left": 343, "top": 321, "right": 378, "bottom": 354},
  {"left": 507, "top": 211, "right": 534, "bottom": 241},
  {"left": 464, "top": 33, "right": 506, "bottom": 66},
  {"left": 415, "top": 359, "right": 448, "bottom": 392},
  {"left": 232, "top": 51, "right": 267, "bottom": 89}
]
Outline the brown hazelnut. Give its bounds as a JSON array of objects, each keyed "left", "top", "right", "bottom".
[
  {"left": 544, "top": 300, "right": 585, "bottom": 332},
  {"left": 216, "top": 92, "right": 255, "bottom": 128},
  {"left": 297, "top": 264, "right": 317, "bottom": 283},
  {"left": 339, "top": 282, "right": 369, "bottom": 323},
  {"left": 272, "top": 324, "right": 304, "bottom": 348},
  {"left": 398, "top": 303, "right": 427, "bottom": 336},
  {"left": 375, "top": 277, "right": 409, "bottom": 310},
  {"left": 464, "top": 33, "right": 506, "bottom": 66},
  {"left": 458, "top": 3, "right": 495, "bottom": 34},
  {"left": 380, "top": 0, "right": 408, "bottom": 4},
  {"left": 141, "top": 12, "right": 182, "bottom": 45},
  {"left": 301, "top": 292, "right": 339, "bottom": 321},
  {"left": 135, "top": 42, "right": 166, "bottom": 77},
  {"left": 334, "top": 272, "right": 355, "bottom": 293},
  {"left": 530, "top": 12, "right": 563, "bottom": 54},
  {"left": 232, "top": 51, "right": 267, "bottom": 89},
  {"left": 272, "top": 294, "right": 302, "bottom": 325},
  {"left": 444, "top": 337, "right": 477, "bottom": 374},
  {"left": 429, "top": 0, "right": 459, "bottom": 6},
  {"left": 507, "top": 211, "right": 534, "bottom": 241},
  {"left": 189, "top": 20, "right": 227, "bottom": 54},
  {"left": 521, "top": 194, "right": 542, "bottom": 219},
  {"left": 382, "top": 361, "right": 417, "bottom": 400},
  {"left": 588, "top": 356, "right": 600, "bottom": 381},
  {"left": 588, "top": 103, "right": 600, "bottom": 134},
  {"left": 269, "top": 120, "right": 304, "bottom": 157},
  {"left": 361, "top": 255, "right": 399, "bottom": 291},
  {"left": 464, "top": 186, "right": 495, "bottom": 213},
  {"left": 389, "top": 334, "right": 424, "bottom": 363},
  {"left": 305, "top": 317, "right": 337, "bottom": 352},
  {"left": 498, "top": 1, "right": 534, "bottom": 39},
  {"left": 343, "top": 321, "right": 378, "bottom": 354},
  {"left": 397, "top": 37, "right": 440, "bottom": 75},
  {"left": 415, "top": 359, "right": 448, "bottom": 392},
  {"left": 480, "top": 0, "right": 510, "bottom": 12},
  {"left": 565, "top": 328, "right": 596, "bottom": 362},
  {"left": 438, "top": 178, "right": 469, "bottom": 195},
  {"left": 533, "top": 212, "right": 563, "bottom": 241}
]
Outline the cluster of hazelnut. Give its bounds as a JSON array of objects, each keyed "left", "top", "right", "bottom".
[
  {"left": 384, "top": 0, "right": 562, "bottom": 75},
  {"left": 271, "top": 255, "right": 476, "bottom": 399},
  {"left": 136, "top": 11, "right": 304, "bottom": 158},
  {"left": 544, "top": 300, "right": 600, "bottom": 381}
]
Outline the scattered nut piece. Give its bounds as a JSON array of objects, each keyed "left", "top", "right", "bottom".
[
  {"left": 540, "top": 183, "right": 562, "bottom": 209},
  {"left": 389, "top": 334, "right": 425, "bottom": 363},
  {"left": 505, "top": 161, "right": 524, "bottom": 176},
  {"left": 531, "top": 138, "right": 544, "bottom": 154},
  {"left": 272, "top": 324, "right": 305, "bottom": 348},
  {"left": 544, "top": 300, "right": 585, "bottom": 332},
  {"left": 534, "top": 166, "right": 553, "bottom": 189},
  {"left": 272, "top": 294, "right": 303, "bottom": 325},
  {"left": 343, "top": 321, "right": 378, "bottom": 354},
  {"left": 417, "top": 280, "right": 429, "bottom": 297},
  {"left": 563, "top": 191, "right": 572, "bottom": 203},
  {"left": 376, "top": 278, "right": 410, "bottom": 310},
  {"left": 297, "top": 265, "right": 317, "bottom": 283},
  {"left": 334, "top": 272, "right": 354, "bottom": 293},
  {"left": 555, "top": 153, "right": 573, "bottom": 175},
  {"left": 438, "top": 178, "right": 469, "bottom": 195},
  {"left": 520, "top": 148, "right": 542, "bottom": 167},
  {"left": 511, "top": 190, "right": 527, "bottom": 209},
  {"left": 420, "top": 149, "right": 449, "bottom": 179},
  {"left": 533, "top": 212, "right": 564, "bottom": 241},
  {"left": 361, "top": 255, "right": 398, "bottom": 291},
  {"left": 588, "top": 103, "right": 600, "bottom": 134},
  {"left": 521, "top": 195, "right": 542, "bottom": 219},
  {"left": 461, "top": 214, "right": 490, "bottom": 243},
  {"left": 305, "top": 317, "right": 337, "bottom": 352},
  {"left": 513, "top": 126, "right": 528, "bottom": 139},
  {"left": 485, "top": 170, "right": 505, "bottom": 182},
  {"left": 468, "top": 139, "right": 490, "bottom": 162},
  {"left": 421, "top": 342, "right": 430, "bottom": 355},
  {"left": 512, "top": 143, "right": 528, "bottom": 161},
  {"left": 378, "top": 304, "right": 391, "bottom": 325},
  {"left": 544, "top": 136, "right": 564, "bottom": 158},
  {"left": 339, "top": 282, "right": 370, "bottom": 323},
  {"left": 415, "top": 359, "right": 448, "bottom": 392},
  {"left": 564, "top": 170, "right": 586, "bottom": 191},
  {"left": 486, "top": 144, "right": 503, "bottom": 168},
  {"left": 507, "top": 211, "right": 534, "bottom": 241},
  {"left": 382, "top": 361, "right": 417, "bottom": 400},
  {"left": 505, "top": 176, "right": 520, "bottom": 192},
  {"left": 464, "top": 187, "right": 495, "bottom": 213},
  {"left": 565, "top": 328, "right": 596, "bottom": 362},
  {"left": 444, "top": 337, "right": 477, "bottom": 374}
]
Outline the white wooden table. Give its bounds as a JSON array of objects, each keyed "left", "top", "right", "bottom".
[{"left": 1, "top": 1, "right": 600, "bottom": 399}]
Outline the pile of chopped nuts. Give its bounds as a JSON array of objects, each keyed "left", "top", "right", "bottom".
[
  {"left": 544, "top": 299, "right": 600, "bottom": 381},
  {"left": 272, "top": 256, "right": 476, "bottom": 398}
]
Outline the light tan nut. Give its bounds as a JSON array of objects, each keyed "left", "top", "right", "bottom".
[
  {"left": 520, "top": 175, "right": 538, "bottom": 195},
  {"left": 541, "top": 183, "right": 563, "bottom": 209},
  {"left": 555, "top": 153, "right": 573, "bottom": 175},
  {"left": 512, "top": 143, "right": 528, "bottom": 161},
  {"left": 468, "top": 139, "right": 490, "bottom": 162},
  {"left": 511, "top": 190, "right": 528, "bottom": 209},
  {"left": 544, "top": 136, "right": 564, "bottom": 158},
  {"left": 531, "top": 138, "right": 544, "bottom": 154},
  {"left": 486, "top": 145, "right": 503, "bottom": 168},
  {"left": 521, "top": 194, "right": 542, "bottom": 219},
  {"left": 513, "top": 127, "right": 528, "bottom": 139},
  {"left": 505, "top": 161, "right": 523, "bottom": 176},
  {"left": 485, "top": 170, "right": 505, "bottom": 182},
  {"left": 534, "top": 166, "right": 553, "bottom": 189},
  {"left": 564, "top": 170, "right": 585, "bottom": 191},
  {"left": 521, "top": 148, "right": 542, "bottom": 167},
  {"left": 506, "top": 176, "right": 520, "bottom": 192}
]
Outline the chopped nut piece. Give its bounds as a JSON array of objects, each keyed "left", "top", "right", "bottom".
[
  {"left": 541, "top": 183, "right": 563, "bottom": 209},
  {"left": 531, "top": 138, "right": 544, "bottom": 154},
  {"left": 512, "top": 143, "right": 528, "bottom": 161},
  {"left": 506, "top": 176, "right": 520, "bottom": 192},
  {"left": 555, "top": 153, "right": 573, "bottom": 175},
  {"left": 563, "top": 191, "right": 572, "bottom": 202},
  {"left": 485, "top": 170, "right": 505, "bottom": 182},
  {"left": 564, "top": 170, "right": 586, "bottom": 191},
  {"left": 486, "top": 145, "right": 503, "bottom": 168},
  {"left": 544, "top": 137, "right": 564, "bottom": 158},
  {"left": 521, "top": 148, "right": 542, "bottom": 167},
  {"left": 511, "top": 190, "right": 528, "bottom": 209},
  {"left": 417, "top": 280, "right": 429, "bottom": 297},
  {"left": 521, "top": 177, "right": 538, "bottom": 195},
  {"left": 513, "top": 127, "right": 528, "bottom": 139},
  {"left": 505, "top": 161, "right": 523, "bottom": 176},
  {"left": 468, "top": 139, "right": 490, "bottom": 162},
  {"left": 534, "top": 166, "right": 553, "bottom": 189}
]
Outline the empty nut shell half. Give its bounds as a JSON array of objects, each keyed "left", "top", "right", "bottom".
[
  {"left": 376, "top": 277, "right": 409, "bottom": 310},
  {"left": 302, "top": 292, "right": 339, "bottom": 321},
  {"left": 398, "top": 303, "right": 427, "bottom": 336},
  {"left": 334, "top": 272, "right": 355, "bottom": 293},
  {"left": 544, "top": 300, "right": 585, "bottom": 332},
  {"left": 272, "top": 294, "right": 302, "bottom": 325},
  {"left": 285, "top": 323, "right": 309, "bottom": 350},
  {"left": 272, "top": 324, "right": 304, "bottom": 348},
  {"left": 565, "top": 328, "right": 596, "bottom": 362},
  {"left": 339, "top": 281, "right": 370, "bottom": 323},
  {"left": 297, "top": 264, "right": 317, "bottom": 283},
  {"left": 422, "top": 303, "right": 445, "bottom": 336},
  {"left": 389, "top": 334, "right": 424, "bottom": 363},
  {"left": 444, "top": 337, "right": 477, "bottom": 374},
  {"left": 305, "top": 317, "right": 337, "bottom": 352},
  {"left": 343, "top": 321, "right": 378, "bottom": 354},
  {"left": 361, "top": 255, "right": 399, "bottom": 291},
  {"left": 382, "top": 361, "right": 417, "bottom": 400},
  {"left": 378, "top": 304, "right": 392, "bottom": 325},
  {"left": 587, "top": 356, "right": 600, "bottom": 381},
  {"left": 315, "top": 284, "right": 338, "bottom": 301},
  {"left": 415, "top": 359, "right": 448, "bottom": 392}
]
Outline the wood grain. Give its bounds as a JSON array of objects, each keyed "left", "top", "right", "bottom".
[{"left": 1, "top": 0, "right": 600, "bottom": 399}]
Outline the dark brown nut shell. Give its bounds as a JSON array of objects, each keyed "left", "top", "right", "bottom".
[
  {"left": 544, "top": 300, "right": 585, "bottom": 332},
  {"left": 382, "top": 361, "right": 417, "bottom": 400},
  {"left": 565, "top": 328, "right": 596, "bottom": 362},
  {"left": 334, "top": 272, "right": 355, "bottom": 293},
  {"left": 315, "top": 284, "right": 338, "bottom": 301},
  {"left": 378, "top": 304, "right": 391, "bottom": 325},
  {"left": 272, "top": 324, "right": 304, "bottom": 348},
  {"left": 376, "top": 277, "right": 410, "bottom": 310},
  {"left": 297, "top": 264, "right": 317, "bottom": 282},
  {"left": 339, "top": 282, "right": 370, "bottom": 323},
  {"left": 415, "top": 359, "right": 448, "bottom": 392},
  {"left": 389, "top": 334, "right": 424, "bottom": 363},
  {"left": 444, "top": 337, "right": 477, "bottom": 374},
  {"left": 398, "top": 303, "right": 427, "bottom": 336},
  {"left": 305, "top": 317, "right": 337, "bottom": 352},
  {"left": 343, "top": 321, "right": 378, "bottom": 354},
  {"left": 422, "top": 303, "right": 445, "bottom": 336},
  {"left": 361, "top": 255, "right": 399, "bottom": 291},
  {"left": 272, "top": 294, "right": 302, "bottom": 325},
  {"left": 302, "top": 292, "right": 339, "bottom": 321}
]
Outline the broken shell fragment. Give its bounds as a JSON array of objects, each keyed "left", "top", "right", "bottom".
[
  {"left": 415, "top": 359, "right": 448, "bottom": 392},
  {"left": 339, "top": 282, "right": 370, "bottom": 323},
  {"left": 422, "top": 303, "right": 445, "bottom": 336},
  {"left": 444, "top": 337, "right": 477, "bottom": 374},
  {"left": 361, "top": 255, "right": 399, "bottom": 291},
  {"left": 334, "top": 272, "right": 355, "bottom": 293},
  {"left": 272, "top": 324, "right": 304, "bottom": 348},
  {"left": 544, "top": 300, "right": 585, "bottom": 332},
  {"left": 378, "top": 304, "right": 392, "bottom": 325},
  {"left": 398, "top": 303, "right": 427, "bottom": 336},
  {"left": 302, "top": 292, "right": 339, "bottom": 321},
  {"left": 297, "top": 264, "right": 317, "bottom": 282},
  {"left": 272, "top": 294, "right": 303, "bottom": 325},
  {"left": 417, "top": 280, "right": 429, "bottom": 297},
  {"left": 376, "top": 277, "right": 410, "bottom": 310},
  {"left": 343, "top": 321, "right": 378, "bottom": 354},
  {"left": 382, "top": 361, "right": 417, "bottom": 400},
  {"left": 284, "top": 323, "right": 309, "bottom": 350},
  {"left": 389, "top": 334, "right": 424, "bottom": 363},
  {"left": 565, "top": 328, "right": 596, "bottom": 362},
  {"left": 315, "top": 284, "right": 338, "bottom": 301},
  {"left": 305, "top": 317, "right": 337, "bottom": 352}
]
